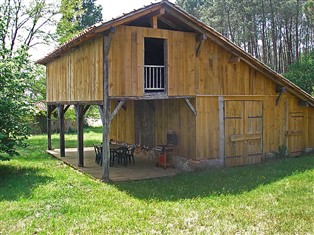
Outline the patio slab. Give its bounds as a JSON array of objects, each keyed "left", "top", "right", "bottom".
[{"left": 47, "top": 148, "right": 180, "bottom": 182}]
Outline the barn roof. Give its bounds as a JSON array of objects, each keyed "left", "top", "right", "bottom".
[{"left": 37, "top": 0, "right": 314, "bottom": 106}]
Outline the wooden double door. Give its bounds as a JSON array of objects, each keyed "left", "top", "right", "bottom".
[{"left": 224, "top": 100, "right": 263, "bottom": 167}]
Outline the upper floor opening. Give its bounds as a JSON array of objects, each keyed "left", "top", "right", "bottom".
[{"left": 144, "top": 37, "right": 167, "bottom": 94}]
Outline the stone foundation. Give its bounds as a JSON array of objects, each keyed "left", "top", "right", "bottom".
[{"left": 173, "top": 156, "right": 224, "bottom": 172}]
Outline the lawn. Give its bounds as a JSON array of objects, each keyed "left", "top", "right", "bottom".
[{"left": 0, "top": 130, "right": 313, "bottom": 234}]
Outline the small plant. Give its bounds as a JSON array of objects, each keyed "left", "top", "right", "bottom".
[{"left": 278, "top": 144, "right": 288, "bottom": 158}]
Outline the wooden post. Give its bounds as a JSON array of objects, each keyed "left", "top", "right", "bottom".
[
  {"left": 74, "top": 105, "right": 90, "bottom": 167},
  {"left": 47, "top": 105, "right": 56, "bottom": 150},
  {"left": 102, "top": 28, "right": 115, "bottom": 182},
  {"left": 57, "top": 105, "right": 65, "bottom": 157},
  {"left": 218, "top": 96, "right": 225, "bottom": 166}
]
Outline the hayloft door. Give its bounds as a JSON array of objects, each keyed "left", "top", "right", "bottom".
[
  {"left": 224, "top": 101, "right": 263, "bottom": 167},
  {"left": 287, "top": 112, "right": 304, "bottom": 156}
]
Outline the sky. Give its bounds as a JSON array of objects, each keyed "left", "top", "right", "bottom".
[
  {"left": 31, "top": 0, "right": 175, "bottom": 60},
  {"left": 100, "top": 0, "right": 175, "bottom": 21}
]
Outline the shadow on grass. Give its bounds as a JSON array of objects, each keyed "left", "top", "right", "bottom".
[
  {"left": 0, "top": 164, "right": 52, "bottom": 201},
  {"left": 114, "top": 156, "right": 314, "bottom": 201}
]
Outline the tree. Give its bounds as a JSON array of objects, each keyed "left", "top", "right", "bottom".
[
  {"left": 304, "top": 0, "right": 314, "bottom": 24},
  {"left": 284, "top": 50, "right": 314, "bottom": 95},
  {"left": 0, "top": 0, "right": 59, "bottom": 53},
  {"left": 0, "top": 48, "right": 35, "bottom": 158},
  {"left": 176, "top": 0, "right": 314, "bottom": 74},
  {"left": 56, "top": 0, "right": 102, "bottom": 44}
]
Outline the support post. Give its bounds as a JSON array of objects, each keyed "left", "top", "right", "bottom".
[
  {"left": 218, "top": 96, "right": 225, "bottom": 166},
  {"left": 102, "top": 28, "right": 115, "bottom": 182},
  {"left": 47, "top": 105, "right": 56, "bottom": 150},
  {"left": 57, "top": 105, "right": 66, "bottom": 157},
  {"left": 74, "top": 105, "right": 90, "bottom": 167}
]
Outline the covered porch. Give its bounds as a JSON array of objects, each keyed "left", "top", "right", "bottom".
[{"left": 47, "top": 147, "right": 180, "bottom": 182}]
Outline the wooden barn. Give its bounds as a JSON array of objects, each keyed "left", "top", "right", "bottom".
[{"left": 37, "top": 0, "right": 314, "bottom": 181}]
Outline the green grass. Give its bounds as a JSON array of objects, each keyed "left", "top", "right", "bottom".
[{"left": 0, "top": 131, "right": 313, "bottom": 234}]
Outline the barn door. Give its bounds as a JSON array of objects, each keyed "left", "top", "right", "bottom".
[
  {"left": 286, "top": 112, "right": 304, "bottom": 156},
  {"left": 224, "top": 101, "right": 263, "bottom": 167}
]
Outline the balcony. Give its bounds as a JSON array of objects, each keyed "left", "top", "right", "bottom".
[{"left": 144, "top": 65, "right": 165, "bottom": 93}]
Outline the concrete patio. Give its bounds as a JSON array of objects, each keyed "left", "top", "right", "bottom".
[{"left": 47, "top": 147, "right": 180, "bottom": 182}]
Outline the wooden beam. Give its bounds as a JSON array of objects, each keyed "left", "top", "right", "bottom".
[
  {"left": 102, "top": 30, "right": 115, "bottom": 182},
  {"left": 57, "top": 105, "right": 66, "bottom": 157},
  {"left": 158, "top": 17, "right": 183, "bottom": 30},
  {"left": 196, "top": 34, "right": 207, "bottom": 57},
  {"left": 229, "top": 55, "right": 241, "bottom": 64},
  {"left": 64, "top": 105, "right": 70, "bottom": 113},
  {"left": 74, "top": 105, "right": 86, "bottom": 167},
  {"left": 151, "top": 8, "right": 165, "bottom": 28},
  {"left": 184, "top": 98, "right": 197, "bottom": 116},
  {"left": 275, "top": 86, "right": 286, "bottom": 105},
  {"left": 47, "top": 105, "right": 56, "bottom": 150},
  {"left": 110, "top": 100, "right": 126, "bottom": 121},
  {"left": 218, "top": 97, "right": 225, "bottom": 165},
  {"left": 152, "top": 16, "right": 158, "bottom": 29}
]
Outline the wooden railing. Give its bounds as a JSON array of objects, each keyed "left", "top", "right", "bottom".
[{"left": 144, "top": 65, "right": 165, "bottom": 92}]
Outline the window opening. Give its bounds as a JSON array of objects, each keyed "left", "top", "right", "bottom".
[{"left": 144, "top": 38, "right": 166, "bottom": 93}]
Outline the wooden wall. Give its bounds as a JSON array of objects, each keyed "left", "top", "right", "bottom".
[
  {"left": 46, "top": 36, "right": 103, "bottom": 103},
  {"left": 153, "top": 99, "right": 196, "bottom": 158},
  {"left": 195, "top": 94, "right": 313, "bottom": 161},
  {"left": 196, "top": 39, "right": 275, "bottom": 96},
  {"left": 195, "top": 96, "right": 219, "bottom": 159},
  {"left": 108, "top": 26, "right": 196, "bottom": 97},
  {"left": 308, "top": 107, "right": 314, "bottom": 147},
  {"left": 110, "top": 100, "right": 135, "bottom": 144}
]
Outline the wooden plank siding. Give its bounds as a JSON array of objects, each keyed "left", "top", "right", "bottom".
[
  {"left": 108, "top": 26, "right": 196, "bottom": 97},
  {"left": 110, "top": 100, "right": 135, "bottom": 144},
  {"left": 46, "top": 36, "right": 103, "bottom": 103},
  {"left": 153, "top": 99, "right": 196, "bottom": 158},
  {"left": 195, "top": 96, "right": 219, "bottom": 160},
  {"left": 195, "top": 94, "right": 312, "bottom": 161},
  {"left": 110, "top": 99, "right": 196, "bottom": 159},
  {"left": 308, "top": 107, "right": 314, "bottom": 148}
]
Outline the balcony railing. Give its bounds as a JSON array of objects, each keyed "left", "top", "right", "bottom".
[{"left": 144, "top": 65, "right": 165, "bottom": 92}]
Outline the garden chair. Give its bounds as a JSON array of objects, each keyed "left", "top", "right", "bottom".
[
  {"left": 127, "top": 144, "right": 136, "bottom": 164},
  {"left": 111, "top": 146, "right": 128, "bottom": 166},
  {"left": 93, "top": 144, "right": 102, "bottom": 166}
]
